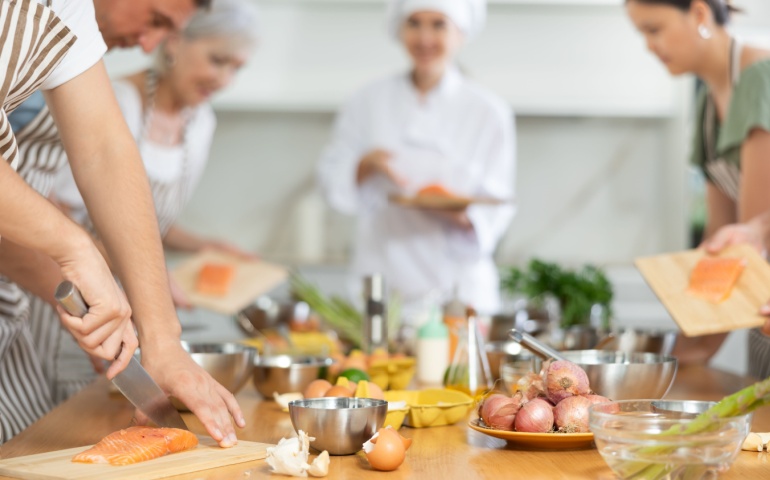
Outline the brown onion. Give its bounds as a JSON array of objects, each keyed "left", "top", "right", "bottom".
[
  {"left": 514, "top": 398, "right": 554, "bottom": 433},
  {"left": 553, "top": 395, "right": 592, "bottom": 433},
  {"left": 516, "top": 372, "right": 546, "bottom": 401},
  {"left": 582, "top": 394, "right": 611, "bottom": 405},
  {"left": 545, "top": 360, "right": 590, "bottom": 404},
  {"left": 481, "top": 392, "right": 523, "bottom": 431}
]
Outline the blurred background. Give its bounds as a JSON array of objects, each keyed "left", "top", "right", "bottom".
[{"left": 102, "top": 0, "right": 770, "bottom": 375}]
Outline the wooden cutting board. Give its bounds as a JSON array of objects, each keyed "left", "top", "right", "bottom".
[
  {"left": 634, "top": 244, "right": 770, "bottom": 337},
  {"left": 170, "top": 251, "right": 287, "bottom": 315},
  {"left": 0, "top": 437, "right": 271, "bottom": 480},
  {"left": 389, "top": 194, "right": 505, "bottom": 211}
]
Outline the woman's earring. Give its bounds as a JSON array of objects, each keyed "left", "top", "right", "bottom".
[{"left": 698, "top": 24, "right": 712, "bottom": 40}]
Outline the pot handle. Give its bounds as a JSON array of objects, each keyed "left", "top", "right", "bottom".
[{"left": 594, "top": 332, "right": 616, "bottom": 350}]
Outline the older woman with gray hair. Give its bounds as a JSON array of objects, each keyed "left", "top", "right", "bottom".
[{"left": 44, "top": 0, "right": 259, "bottom": 403}]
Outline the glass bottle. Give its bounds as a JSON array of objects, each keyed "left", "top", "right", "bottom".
[
  {"left": 362, "top": 274, "right": 387, "bottom": 354},
  {"left": 445, "top": 315, "right": 492, "bottom": 399}
]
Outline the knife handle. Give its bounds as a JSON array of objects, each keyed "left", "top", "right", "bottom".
[{"left": 55, "top": 280, "right": 124, "bottom": 360}]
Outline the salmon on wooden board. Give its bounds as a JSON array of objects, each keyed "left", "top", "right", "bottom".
[
  {"left": 687, "top": 256, "right": 747, "bottom": 303},
  {"left": 72, "top": 426, "right": 198, "bottom": 466},
  {"left": 417, "top": 183, "right": 456, "bottom": 198},
  {"left": 196, "top": 263, "right": 236, "bottom": 296}
]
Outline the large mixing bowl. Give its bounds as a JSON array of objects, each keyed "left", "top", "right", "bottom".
[
  {"left": 171, "top": 342, "right": 256, "bottom": 410},
  {"left": 559, "top": 350, "right": 677, "bottom": 400},
  {"left": 253, "top": 355, "right": 332, "bottom": 398},
  {"left": 590, "top": 400, "right": 750, "bottom": 479},
  {"left": 289, "top": 397, "right": 387, "bottom": 455}
]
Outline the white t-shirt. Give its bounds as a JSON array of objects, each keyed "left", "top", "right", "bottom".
[{"left": 39, "top": 0, "right": 107, "bottom": 90}]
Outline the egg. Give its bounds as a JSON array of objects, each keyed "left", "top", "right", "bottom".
[
  {"left": 303, "top": 379, "right": 332, "bottom": 399},
  {"left": 363, "top": 427, "right": 410, "bottom": 471},
  {"left": 346, "top": 381, "right": 358, "bottom": 394},
  {"left": 366, "top": 381, "right": 384, "bottom": 400},
  {"left": 324, "top": 385, "right": 353, "bottom": 397}
]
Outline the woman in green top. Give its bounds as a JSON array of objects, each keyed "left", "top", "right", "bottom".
[{"left": 625, "top": 0, "right": 770, "bottom": 376}]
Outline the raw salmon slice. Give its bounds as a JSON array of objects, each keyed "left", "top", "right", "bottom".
[
  {"left": 72, "top": 426, "right": 198, "bottom": 466},
  {"left": 196, "top": 263, "right": 235, "bottom": 296},
  {"left": 687, "top": 256, "right": 747, "bottom": 303}
]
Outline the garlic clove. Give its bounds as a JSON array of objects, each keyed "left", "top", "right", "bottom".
[
  {"left": 274, "top": 392, "right": 304, "bottom": 410},
  {"left": 741, "top": 432, "right": 768, "bottom": 452},
  {"left": 307, "top": 451, "right": 330, "bottom": 477}
]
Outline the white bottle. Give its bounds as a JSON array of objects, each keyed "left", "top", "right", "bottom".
[{"left": 417, "top": 307, "right": 450, "bottom": 386}]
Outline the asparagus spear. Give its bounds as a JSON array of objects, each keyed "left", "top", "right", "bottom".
[{"left": 612, "top": 376, "right": 770, "bottom": 479}]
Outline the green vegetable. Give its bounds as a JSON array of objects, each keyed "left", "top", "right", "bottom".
[
  {"left": 501, "top": 259, "right": 613, "bottom": 329},
  {"left": 613, "top": 376, "right": 770, "bottom": 479},
  {"left": 290, "top": 273, "right": 363, "bottom": 348},
  {"left": 339, "top": 368, "right": 370, "bottom": 383}
]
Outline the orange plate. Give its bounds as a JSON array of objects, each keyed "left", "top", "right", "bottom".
[{"left": 468, "top": 419, "right": 595, "bottom": 450}]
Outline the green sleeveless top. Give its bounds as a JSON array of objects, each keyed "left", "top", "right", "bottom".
[{"left": 691, "top": 59, "right": 770, "bottom": 200}]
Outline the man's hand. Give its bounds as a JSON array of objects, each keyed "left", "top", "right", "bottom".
[
  {"left": 356, "top": 149, "right": 405, "bottom": 186},
  {"left": 703, "top": 222, "right": 765, "bottom": 254},
  {"left": 137, "top": 343, "right": 245, "bottom": 447}
]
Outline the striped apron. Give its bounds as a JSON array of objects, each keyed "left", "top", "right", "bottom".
[{"left": 0, "top": 0, "right": 75, "bottom": 443}]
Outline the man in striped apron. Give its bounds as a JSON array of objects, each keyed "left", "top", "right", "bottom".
[{"left": 0, "top": 0, "right": 246, "bottom": 448}]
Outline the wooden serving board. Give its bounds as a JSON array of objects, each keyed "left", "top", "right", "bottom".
[
  {"left": 170, "top": 251, "right": 287, "bottom": 315},
  {"left": 389, "top": 194, "right": 505, "bottom": 211},
  {"left": 0, "top": 437, "right": 270, "bottom": 480},
  {"left": 634, "top": 244, "right": 770, "bottom": 337}
]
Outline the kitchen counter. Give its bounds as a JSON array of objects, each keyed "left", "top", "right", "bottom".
[{"left": 2, "top": 365, "right": 769, "bottom": 479}]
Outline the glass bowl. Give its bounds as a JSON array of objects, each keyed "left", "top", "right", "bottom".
[{"left": 589, "top": 400, "right": 751, "bottom": 480}]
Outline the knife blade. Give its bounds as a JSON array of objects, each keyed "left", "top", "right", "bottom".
[{"left": 55, "top": 281, "right": 188, "bottom": 430}]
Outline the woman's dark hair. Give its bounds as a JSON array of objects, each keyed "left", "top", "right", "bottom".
[{"left": 626, "top": 0, "right": 741, "bottom": 26}]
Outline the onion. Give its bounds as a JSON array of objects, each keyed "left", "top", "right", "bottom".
[
  {"left": 480, "top": 392, "right": 523, "bottom": 431},
  {"left": 516, "top": 372, "right": 546, "bottom": 401},
  {"left": 514, "top": 398, "right": 554, "bottom": 433},
  {"left": 582, "top": 394, "right": 620, "bottom": 414},
  {"left": 545, "top": 360, "right": 590, "bottom": 404},
  {"left": 553, "top": 395, "right": 592, "bottom": 433},
  {"left": 582, "top": 394, "right": 611, "bottom": 405}
]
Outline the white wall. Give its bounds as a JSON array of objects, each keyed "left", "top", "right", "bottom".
[{"left": 104, "top": 0, "right": 770, "bottom": 375}]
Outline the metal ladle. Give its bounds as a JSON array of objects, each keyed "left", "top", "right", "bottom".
[{"left": 508, "top": 328, "right": 567, "bottom": 362}]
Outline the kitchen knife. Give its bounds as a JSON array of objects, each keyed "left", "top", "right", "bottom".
[{"left": 55, "top": 281, "right": 188, "bottom": 430}]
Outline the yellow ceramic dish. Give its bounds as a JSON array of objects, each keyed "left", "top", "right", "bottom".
[
  {"left": 368, "top": 357, "right": 416, "bottom": 390},
  {"left": 384, "top": 388, "right": 473, "bottom": 428},
  {"left": 468, "top": 419, "right": 595, "bottom": 449}
]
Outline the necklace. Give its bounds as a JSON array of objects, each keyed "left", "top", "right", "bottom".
[{"left": 139, "top": 70, "right": 196, "bottom": 208}]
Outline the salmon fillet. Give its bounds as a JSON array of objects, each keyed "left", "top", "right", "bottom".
[
  {"left": 687, "top": 256, "right": 747, "bottom": 303},
  {"left": 196, "top": 263, "right": 235, "bottom": 296},
  {"left": 417, "top": 184, "right": 455, "bottom": 198},
  {"left": 72, "top": 426, "right": 198, "bottom": 466}
]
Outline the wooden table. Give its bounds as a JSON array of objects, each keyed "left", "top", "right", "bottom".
[{"left": 2, "top": 365, "right": 770, "bottom": 479}]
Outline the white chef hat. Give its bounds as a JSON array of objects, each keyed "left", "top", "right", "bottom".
[{"left": 387, "top": 0, "right": 487, "bottom": 41}]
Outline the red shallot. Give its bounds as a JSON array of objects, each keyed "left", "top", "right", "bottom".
[
  {"left": 553, "top": 395, "right": 592, "bottom": 433},
  {"left": 582, "top": 394, "right": 611, "bottom": 405},
  {"left": 545, "top": 360, "right": 590, "bottom": 404},
  {"left": 516, "top": 371, "right": 546, "bottom": 401},
  {"left": 481, "top": 392, "right": 523, "bottom": 431},
  {"left": 514, "top": 398, "right": 554, "bottom": 433}
]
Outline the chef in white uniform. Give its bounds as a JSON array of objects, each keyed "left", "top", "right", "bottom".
[{"left": 317, "top": 0, "right": 516, "bottom": 318}]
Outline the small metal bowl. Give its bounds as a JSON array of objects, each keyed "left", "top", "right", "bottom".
[
  {"left": 288, "top": 397, "right": 387, "bottom": 455},
  {"left": 170, "top": 342, "right": 256, "bottom": 410},
  {"left": 559, "top": 350, "right": 678, "bottom": 400},
  {"left": 252, "top": 355, "right": 332, "bottom": 398}
]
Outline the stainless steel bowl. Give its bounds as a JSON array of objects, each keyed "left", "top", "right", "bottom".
[
  {"left": 597, "top": 328, "right": 679, "bottom": 356},
  {"left": 559, "top": 350, "right": 677, "bottom": 401},
  {"left": 171, "top": 342, "right": 257, "bottom": 410},
  {"left": 288, "top": 397, "right": 387, "bottom": 455},
  {"left": 252, "top": 355, "right": 332, "bottom": 398},
  {"left": 485, "top": 341, "right": 532, "bottom": 380}
]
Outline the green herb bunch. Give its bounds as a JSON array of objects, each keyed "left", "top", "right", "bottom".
[{"left": 501, "top": 259, "right": 613, "bottom": 329}]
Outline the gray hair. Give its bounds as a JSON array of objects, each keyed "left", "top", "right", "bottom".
[{"left": 155, "top": 0, "right": 259, "bottom": 71}]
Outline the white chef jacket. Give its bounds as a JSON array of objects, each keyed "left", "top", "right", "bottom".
[{"left": 317, "top": 66, "right": 516, "bottom": 317}]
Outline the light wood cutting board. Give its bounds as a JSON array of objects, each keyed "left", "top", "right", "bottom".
[
  {"left": 0, "top": 437, "right": 270, "bottom": 480},
  {"left": 389, "top": 194, "right": 505, "bottom": 211},
  {"left": 170, "top": 250, "right": 287, "bottom": 315},
  {"left": 634, "top": 244, "right": 770, "bottom": 337}
]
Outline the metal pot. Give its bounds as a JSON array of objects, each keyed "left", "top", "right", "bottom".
[{"left": 235, "top": 296, "right": 311, "bottom": 337}]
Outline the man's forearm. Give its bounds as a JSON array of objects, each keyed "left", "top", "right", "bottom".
[{"left": 0, "top": 239, "right": 61, "bottom": 305}]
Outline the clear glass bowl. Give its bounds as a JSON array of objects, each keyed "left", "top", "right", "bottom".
[{"left": 589, "top": 400, "right": 751, "bottom": 480}]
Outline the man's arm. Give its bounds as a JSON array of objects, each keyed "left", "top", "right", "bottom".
[{"left": 44, "top": 60, "right": 244, "bottom": 447}]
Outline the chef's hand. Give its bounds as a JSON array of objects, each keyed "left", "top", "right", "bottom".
[
  {"left": 202, "top": 240, "right": 259, "bottom": 261},
  {"left": 702, "top": 221, "right": 765, "bottom": 255},
  {"left": 428, "top": 208, "right": 474, "bottom": 230},
  {"left": 356, "top": 149, "right": 406, "bottom": 187},
  {"left": 169, "top": 275, "right": 194, "bottom": 310},
  {"left": 138, "top": 343, "right": 245, "bottom": 447},
  {"left": 54, "top": 239, "right": 138, "bottom": 380}
]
